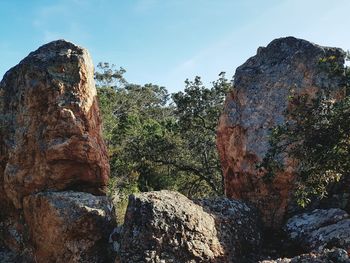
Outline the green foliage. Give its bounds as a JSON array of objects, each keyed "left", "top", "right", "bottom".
[
  {"left": 261, "top": 54, "right": 350, "bottom": 207},
  {"left": 94, "top": 62, "right": 126, "bottom": 88},
  {"left": 95, "top": 63, "right": 230, "bottom": 216},
  {"left": 172, "top": 73, "right": 230, "bottom": 196}
]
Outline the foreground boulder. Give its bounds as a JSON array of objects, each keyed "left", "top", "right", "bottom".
[
  {"left": 23, "top": 191, "right": 114, "bottom": 263},
  {"left": 284, "top": 208, "right": 350, "bottom": 251},
  {"left": 0, "top": 40, "right": 113, "bottom": 262},
  {"left": 217, "top": 36, "right": 347, "bottom": 227},
  {"left": 260, "top": 248, "right": 350, "bottom": 263},
  {"left": 119, "top": 190, "right": 262, "bottom": 263}
]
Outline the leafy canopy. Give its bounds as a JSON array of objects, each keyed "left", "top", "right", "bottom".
[{"left": 95, "top": 63, "right": 231, "bottom": 222}]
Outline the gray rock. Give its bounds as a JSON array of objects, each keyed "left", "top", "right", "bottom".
[
  {"left": 285, "top": 209, "right": 350, "bottom": 251},
  {"left": 23, "top": 191, "right": 115, "bottom": 263},
  {"left": 260, "top": 248, "right": 350, "bottom": 263},
  {"left": 0, "top": 246, "right": 27, "bottom": 263},
  {"left": 120, "top": 190, "right": 262, "bottom": 263}
]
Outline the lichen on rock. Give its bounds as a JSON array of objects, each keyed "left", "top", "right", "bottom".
[
  {"left": 217, "top": 36, "right": 347, "bottom": 227},
  {"left": 0, "top": 40, "right": 109, "bottom": 209},
  {"left": 0, "top": 40, "right": 113, "bottom": 262},
  {"left": 23, "top": 191, "right": 114, "bottom": 263},
  {"left": 285, "top": 208, "right": 350, "bottom": 252},
  {"left": 120, "top": 190, "right": 262, "bottom": 263}
]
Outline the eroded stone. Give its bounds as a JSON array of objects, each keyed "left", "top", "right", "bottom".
[{"left": 217, "top": 36, "right": 346, "bottom": 227}]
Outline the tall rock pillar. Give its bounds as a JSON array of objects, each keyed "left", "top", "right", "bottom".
[{"left": 217, "top": 37, "right": 346, "bottom": 227}]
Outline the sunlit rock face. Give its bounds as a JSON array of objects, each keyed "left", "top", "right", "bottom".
[
  {"left": 0, "top": 40, "right": 109, "bottom": 209},
  {"left": 0, "top": 40, "right": 111, "bottom": 258},
  {"left": 119, "top": 190, "right": 262, "bottom": 263},
  {"left": 217, "top": 37, "right": 346, "bottom": 227}
]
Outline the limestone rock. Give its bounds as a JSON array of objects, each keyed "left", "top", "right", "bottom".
[
  {"left": 217, "top": 36, "right": 346, "bottom": 227},
  {"left": 260, "top": 248, "right": 350, "bottom": 263},
  {"left": 120, "top": 190, "right": 261, "bottom": 263},
  {"left": 284, "top": 209, "right": 350, "bottom": 251},
  {"left": 23, "top": 191, "right": 114, "bottom": 263},
  {"left": 0, "top": 40, "right": 109, "bottom": 209}
]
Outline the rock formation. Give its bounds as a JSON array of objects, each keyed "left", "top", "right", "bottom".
[
  {"left": 217, "top": 36, "right": 347, "bottom": 227},
  {"left": 0, "top": 40, "right": 113, "bottom": 262},
  {"left": 0, "top": 40, "right": 109, "bottom": 208},
  {"left": 260, "top": 248, "right": 350, "bottom": 263},
  {"left": 23, "top": 191, "right": 113, "bottom": 262},
  {"left": 2, "top": 36, "right": 350, "bottom": 263},
  {"left": 119, "top": 190, "right": 262, "bottom": 263},
  {"left": 284, "top": 208, "right": 350, "bottom": 252}
]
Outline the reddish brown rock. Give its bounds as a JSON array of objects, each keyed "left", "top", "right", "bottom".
[
  {"left": 23, "top": 191, "right": 114, "bottom": 263},
  {"left": 0, "top": 40, "right": 112, "bottom": 259},
  {"left": 0, "top": 40, "right": 109, "bottom": 209},
  {"left": 217, "top": 37, "right": 346, "bottom": 227}
]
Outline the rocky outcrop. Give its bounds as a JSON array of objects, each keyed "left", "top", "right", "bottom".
[
  {"left": 2, "top": 37, "right": 349, "bottom": 263},
  {"left": 260, "top": 248, "right": 350, "bottom": 263},
  {"left": 284, "top": 209, "right": 350, "bottom": 251},
  {"left": 119, "top": 190, "right": 262, "bottom": 263},
  {"left": 0, "top": 40, "right": 109, "bottom": 209},
  {"left": 217, "top": 36, "right": 347, "bottom": 227},
  {"left": 0, "top": 40, "right": 113, "bottom": 262}
]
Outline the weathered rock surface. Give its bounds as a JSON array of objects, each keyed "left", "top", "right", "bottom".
[
  {"left": 284, "top": 208, "right": 350, "bottom": 251},
  {"left": 260, "top": 248, "right": 350, "bottom": 263},
  {"left": 120, "top": 190, "right": 261, "bottom": 263},
  {"left": 0, "top": 40, "right": 113, "bottom": 262},
  {"left": 0, "top": 246, "right": 27, "bottom": 263},
  {"left": 217, "top": 36, "right": 347, "bottom": 227},
  {"left": 0, "top": 40, "right": 109, "bottom": 209},
  {"left": 23, "top": 191, "right": 114, "bottom": 263}
]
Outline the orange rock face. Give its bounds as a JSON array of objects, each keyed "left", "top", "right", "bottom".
[
  {"left": 217, "top": 37, "right": 346, "bottom": 227},
  {"left": 0, "top": 40, "right": 112, "bottom": 259},
  {"left": 0, "top": 40, "right": 109, "bottom": 209}
]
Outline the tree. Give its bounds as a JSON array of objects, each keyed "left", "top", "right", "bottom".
[
  {"left": 95, "top": 63, "right": 231, "bottom": 212},
  {"left": 96, "top": 64, "right": 177, "bottom": 222},
  {"left": 171, "top": 73, "right": 231, "bottom": 196}
]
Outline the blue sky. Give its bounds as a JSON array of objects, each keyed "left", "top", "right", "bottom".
[{"left": 0, "top": 0, "right": 349, "bottom": 92}]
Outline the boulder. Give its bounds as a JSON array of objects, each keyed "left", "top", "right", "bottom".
[
  {"left": 23, "top": 191, "right": 114, "bottom": 263},
  {"left": 217, "top": 36, "right": 347, "bottom": 227},
  {"left": 0, "top": 40, "right": 112, "bottom": 261},
  {"left": 284, "top": 209, "right": 350, "bottom": 252},
  {"left": 119, "top": 190, "right": 262, "bottom": 263},
  {"left": 0, "top": 40, "right": 109, "bottom": 209},
  {"left": 260, "top": 248, "right": 350, "bottom": 263}
]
